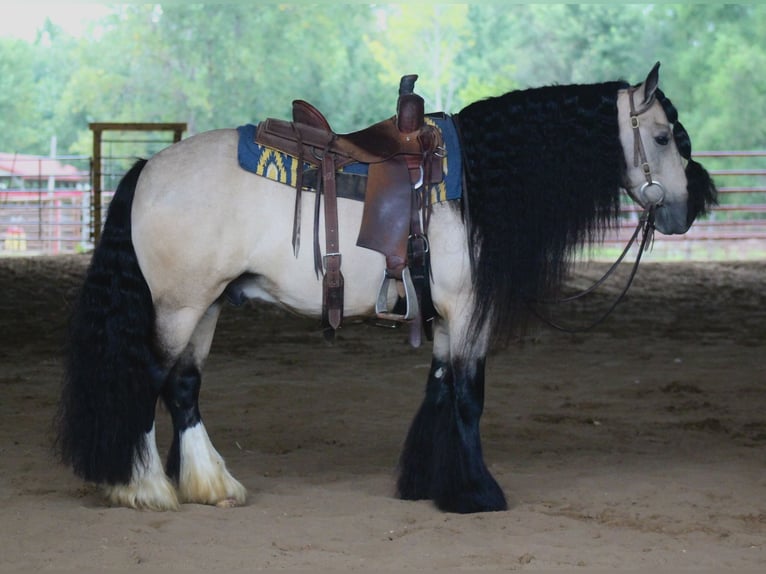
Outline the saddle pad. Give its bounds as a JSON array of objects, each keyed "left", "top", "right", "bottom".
[{"left": 236, "top": 114, "right": 462, "bottom": 203}]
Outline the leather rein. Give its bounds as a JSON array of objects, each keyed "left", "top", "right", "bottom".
[{"left": 530, "top": 85, "right": 666, "bottom": 333}]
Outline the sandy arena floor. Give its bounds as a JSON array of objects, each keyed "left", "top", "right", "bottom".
[{"left": 0, "top": 255, "right": 764, "bottom": 570}]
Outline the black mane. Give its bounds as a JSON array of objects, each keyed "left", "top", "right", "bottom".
[
  {"left": 655, "top": 88, "right": 718, "bottom": 226},
  {"left": 456, "top": 81, "right": 629, "bottom": 344}
]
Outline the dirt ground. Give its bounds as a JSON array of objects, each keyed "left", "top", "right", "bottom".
[{"left": 0, "top": 254, "right": 764, "bottom": 570}]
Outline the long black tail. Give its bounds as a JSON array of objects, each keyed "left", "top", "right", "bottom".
[{"left": 56, "top": 159, "right": 161, "bottom": 485}]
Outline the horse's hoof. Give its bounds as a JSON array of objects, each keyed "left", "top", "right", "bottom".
[
  {"left": 104, "top": 476, "right": 180, "bottom": 511},
  {"left": 433, "top": 477, "right": 508, "bottom": 514},
  {"left": 178, "top": 468, "right": 247, "bottom": 507},
  {"left": 215, "top": 497, "right": 242, "bottom": 508}
]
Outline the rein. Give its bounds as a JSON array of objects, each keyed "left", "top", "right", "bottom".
[{"left": 528, "top": 207, "right": 656, "bottom": 333}]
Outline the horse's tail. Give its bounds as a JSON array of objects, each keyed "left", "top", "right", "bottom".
[{"left": 56, "top": 158, "right": 160, "bottom": 485}]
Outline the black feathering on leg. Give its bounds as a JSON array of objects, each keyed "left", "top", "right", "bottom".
[
  {"left": 397, "top": 357, "right": 449, "bottom": 501},
  {"left": 161, "top": 361, "right": 203, "bottom": 483},
  {"left": 398, "top": 356, "right": 507, "bottom": 513}
]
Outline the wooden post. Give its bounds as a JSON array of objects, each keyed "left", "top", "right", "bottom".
[
  {"left": 88, "top": 122, "right": 187, "bottom": 245},
  {"left": 91, "top": 125, "right": 103, "bottom": 245}
]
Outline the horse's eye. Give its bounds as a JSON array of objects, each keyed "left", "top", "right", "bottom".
[{"left": 655, "top": 134, "right": 670, "bottom": 146}]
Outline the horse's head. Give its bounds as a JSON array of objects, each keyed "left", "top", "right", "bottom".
[{"left": 617, "top": 62, "right": 718, "bottom": 235}]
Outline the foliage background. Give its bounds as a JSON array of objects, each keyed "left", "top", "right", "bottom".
[{"left": 0, "top": 3, "right": 764, "bottom": 156}]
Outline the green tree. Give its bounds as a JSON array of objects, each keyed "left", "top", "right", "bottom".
[
  {"left": 453, "top": 4, "right": 520, "bottom": 107},
  {"left": 3, "top": 3, "right": 764, "bottom": 157},
  {"left": 656, "top": 4, "right": 766, "bottom": 150},
  {"left": 505, "top": 4, "right": 663, "bottom": 86},
  {"left": 54, "top": 3, "right": 391, "bottom": 155},
  {"left": 367, "top": 4, "right": 476, "bottom": 112},
  {"left": 0, "top": 38, "right": 39, "bottom": 152}
]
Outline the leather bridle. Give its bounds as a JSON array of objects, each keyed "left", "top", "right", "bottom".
[{"left": 628, "top": 85, "right": 667, "bottom": 209}]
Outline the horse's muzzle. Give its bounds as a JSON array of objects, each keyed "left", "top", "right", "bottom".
[{"left": 653, "top": 201, "right": 691, "bottom": 235}]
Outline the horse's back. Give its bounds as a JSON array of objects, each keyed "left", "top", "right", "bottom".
[{"left": 135, "top": 129, "right": 241, "bottom": 206}]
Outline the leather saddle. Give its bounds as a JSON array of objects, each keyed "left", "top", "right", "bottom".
[{"left": 255, "top": 75, "right": 443, "bottom": 346}]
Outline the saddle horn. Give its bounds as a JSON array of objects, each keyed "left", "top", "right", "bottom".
[{"left": 397, "top": 74, "right": 424, "bottom": 133}]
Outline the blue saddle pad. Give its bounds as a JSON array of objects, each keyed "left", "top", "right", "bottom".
[{"left": 236, "top": 113, "right": 462, "bottom": 203}]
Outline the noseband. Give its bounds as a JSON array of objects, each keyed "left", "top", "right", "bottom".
[{"left": 628, "top": 86, "right": 666, "bottom": 208}]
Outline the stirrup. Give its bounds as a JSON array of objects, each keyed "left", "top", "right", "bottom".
[{"left": 375, "top": 267, "right": 419, "bottom": 322}]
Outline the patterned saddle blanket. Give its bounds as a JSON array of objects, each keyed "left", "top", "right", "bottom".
[{"left": 236, "top": 113, "right": 462, "bottom": 203}]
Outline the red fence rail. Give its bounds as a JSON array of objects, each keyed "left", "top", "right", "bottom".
[
  {"left": 0, "top": 155, "right": 92, "bottom": 255},
  {"left": 597, "top": 151, "right": 766, "bottom": 259}
]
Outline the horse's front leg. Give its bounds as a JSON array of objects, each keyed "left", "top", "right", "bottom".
[{"left": 397, "top": 319, "right": 507, "bottom": 513}]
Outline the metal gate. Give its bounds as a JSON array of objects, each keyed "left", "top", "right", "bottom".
[{"left": 0, "top": 124, "right": 185, "bottom": 255}]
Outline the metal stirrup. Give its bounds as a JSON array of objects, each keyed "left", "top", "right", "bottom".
[{"left": 375, "top": 267, "right": 419, "bottom": 322}]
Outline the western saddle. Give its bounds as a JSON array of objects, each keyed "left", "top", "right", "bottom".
[{"left": 255, "top": 75, "right": 443, "bottom": 346}]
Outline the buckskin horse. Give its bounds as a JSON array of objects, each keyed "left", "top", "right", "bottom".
[{"left": 57, "top": 63, "right": 717, "bottom": 513}]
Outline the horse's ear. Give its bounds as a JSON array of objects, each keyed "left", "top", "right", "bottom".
[{"left": 642, "top": 61, "right": 661, "bottom": 104}]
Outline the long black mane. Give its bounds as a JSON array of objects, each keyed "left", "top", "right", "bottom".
[
  {"left": 456, "top": 81, "right": 630, "bottom": 344},
  {"left": 655, "top": 88, "right": 718, "bottom": 227}
]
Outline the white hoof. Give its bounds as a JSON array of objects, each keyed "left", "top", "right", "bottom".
[
  {"left": 104, "top": 426, "right": 180, "bottom": 511},
  {"left": 178, "top": 422, "right": 247, "bottom": 507},
  {"left": 105, "top": 474, "right": 179, "bottom": 511}
]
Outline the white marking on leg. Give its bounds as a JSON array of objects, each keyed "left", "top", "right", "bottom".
[
  {"left": 179, "top": 422, "right": 247, "bottom": 507},
  {"left": 104, "top": 425, "right": 179, "bottom": 511}
]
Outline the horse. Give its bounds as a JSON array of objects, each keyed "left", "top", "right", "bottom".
[{"left": 56, "top": 63, "right": 717, "bottom": 513}]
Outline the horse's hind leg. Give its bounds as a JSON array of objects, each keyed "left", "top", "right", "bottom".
[
  {"left": 104, "top": 424, "right": 179, "bottom": 510},
  {"left": 157, "top": 301, "right": 247, "bottom": 507}
]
